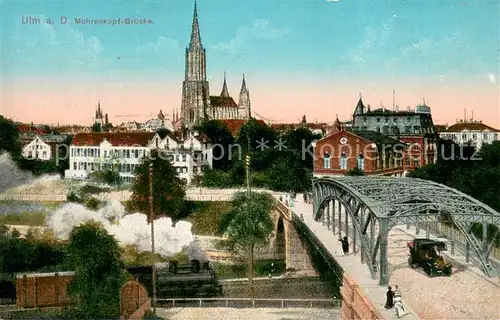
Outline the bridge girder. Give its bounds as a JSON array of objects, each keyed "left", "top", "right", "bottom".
[{"left": 311, "top": 176, "right": 500, "bottom": 285}]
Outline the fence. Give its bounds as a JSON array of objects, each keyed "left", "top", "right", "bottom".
[{"left": 156, "top": 297, "right": 340, "bottom": 309}]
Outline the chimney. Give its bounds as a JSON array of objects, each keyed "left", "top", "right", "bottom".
[{"left": 105, "top": 114, "right": 109, "bottom": 125}]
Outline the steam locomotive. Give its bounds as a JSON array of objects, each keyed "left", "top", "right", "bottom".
[{"left": 126, "top": 260, "right": 222, "bottom": 298}]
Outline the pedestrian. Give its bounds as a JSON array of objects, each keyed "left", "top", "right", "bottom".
[
  {"left": 393, "top": 285, "right": 406, "bottom": 318},
  {"left": 341, "top": 236, "right": 349, "bottom": 255},
  {"left": 384, "top": 286, "right": 394, "bottom": 309}
]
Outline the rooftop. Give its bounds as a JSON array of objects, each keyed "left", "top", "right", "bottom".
[{"left": 72, "top": 132, "right": 155, "bottom": 147}]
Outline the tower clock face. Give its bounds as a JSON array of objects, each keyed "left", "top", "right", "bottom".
[{"left": 340, "top": 137, "right": 348, "bottom": 145}]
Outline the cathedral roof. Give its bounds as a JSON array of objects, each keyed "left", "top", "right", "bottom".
[{"left": 210, "top": 96, "right": 238, "bottom": 108}]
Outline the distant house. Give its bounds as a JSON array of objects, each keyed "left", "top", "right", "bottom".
[
  {"left": 65, "top": 131, "right": 212, "bottom": 185},
  {"left": 438, "top": 120, "right": 500, "bottom": 149},
  {"left": 21, "top": 134, "right": 69, "bottom": 161}
]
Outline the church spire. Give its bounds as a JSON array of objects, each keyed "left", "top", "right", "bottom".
[
  {"left": 189, "top": 0, "right": 202, "bottom": 48},
  {"left": 238, "top": 73, "right": 251, "bottom": 118},
  {"left": 220, "top": 71, "right": 230, "bottom": 97}
]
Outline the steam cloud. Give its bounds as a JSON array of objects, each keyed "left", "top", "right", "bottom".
[
  {"left": 47, "top": 200, "right": 197, "bottom": 257},
  {"left": 0, "top": 153, "right": 34, "bottom": 193}
]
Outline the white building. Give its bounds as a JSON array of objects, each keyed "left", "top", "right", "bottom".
[
  {"left": 117, "top": 110, "right": 175, "bottom": 132},
  {"left": 437, "top": 120, "right": 500, "bottom": 149},
  {"left": 64, "top": 131, "right": 212, "bottom": 185},
  {"left": 22, "top": 134, "right": 68, "bottom": 161}
]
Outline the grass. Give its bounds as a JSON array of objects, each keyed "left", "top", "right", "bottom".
[
  {"left": 0, "top": 211, "right": 47, "bottom": 226},
  {"left": 186, "top": 201, "right": 233, "bottom": 236},
  {"left": 212, "top": 259, "right": 286, "bottom": 279}
]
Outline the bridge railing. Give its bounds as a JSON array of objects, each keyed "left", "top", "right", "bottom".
[{"left": 155, "top": 297, "right": 341, "bottom": 309}]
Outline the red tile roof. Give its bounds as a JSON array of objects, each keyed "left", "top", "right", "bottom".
[
  {"left": 221, "top": 119, "right": 265, "bottom": 135},
  {"left": 446, "top": 122, "right": 499, "bottom": 132},
  {"left": 72, "top": 132, "right": 155, "bottom": 147}
]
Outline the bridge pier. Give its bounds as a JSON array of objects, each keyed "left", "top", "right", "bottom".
[{"left": 378, "top": 219, "right": 389, "bottom": 286}]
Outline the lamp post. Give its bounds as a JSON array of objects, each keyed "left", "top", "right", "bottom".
[{"left": 149, "top": 162, "right": 157, "bottom": 316}]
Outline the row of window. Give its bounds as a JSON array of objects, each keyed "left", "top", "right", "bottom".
[
  {"left": 322, "top": 155, "right": 420, "bottom": 170},
  {"left": 73, "top": 162, "right": 140, "bottom": 173},
  {"left": 323, "top": 155, "right": 365, "bottom": 170},
  {"left": 441, "top": 133, "right": 498, "bottom": 141},
  {"left": 71, "top": 147, "right": 208, "bottom": 162}
]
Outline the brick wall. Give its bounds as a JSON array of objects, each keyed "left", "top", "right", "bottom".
[
  {"left": 341, "top": 274, "right": 383, "bottom": 320},
  {"left": 16, "top": 272, "right": 74, "bottom": 308}
]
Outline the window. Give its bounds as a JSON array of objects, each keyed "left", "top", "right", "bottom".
[
  {"left": 194, "top": 166, "right": 198, "bottom": 173},
  {"left": 42, "top": 151, "right": 47, "bottom": 158},
  {"left": 323, "top": 153, "right": 330, "bottom": 169},
  {"left": 340, "top": 153, "right": 348, "bottom": 170},
  {"left": 357, "top": 155, "right": 364, "bottom": 170},
  {"left": 182, "top": 154, "right": 187, "bottom": 161},
  {"left": 73, "top": 162, "right": 77, "bottom": 170}
]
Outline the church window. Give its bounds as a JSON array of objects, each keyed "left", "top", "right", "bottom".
[
  {"left": 340, "top": 153, "right": 348, "bottom": 170},
  {"left": 323, "top": 153, "right": 330, "bottom": 169},
  {"left": 357, "top": 154, "right": 365, "bottom": 170}
]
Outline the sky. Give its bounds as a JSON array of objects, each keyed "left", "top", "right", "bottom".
[{"left": 1, "top": 0, "right": 499, "bottom": 127}]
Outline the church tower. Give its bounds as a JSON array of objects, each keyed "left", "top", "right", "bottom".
[
  {"left": 181, "top": 0, "right": 211, "bottom": 129},
  {"left": 238, "top": 74, "right": 251, "bottom": 119}
]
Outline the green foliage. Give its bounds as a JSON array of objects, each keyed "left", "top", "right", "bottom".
[
  {"left": 186, "top": 201, "right": 233, "bottom": 236},
  {"left": 409, "top": 141, "right": 500, "bottom": 246},
  {"left": 91, "top": 122, "right": 102, "bottom": 132},
  {"left": 89, "top": 169, "right": 121, "bottom": 185},
  {"left": 345, "top": 167, "right": 365, "bottom": 176},
  {"left": 195, "top": 120, "right": 235, "bottom": 171},
  {"left": 198, "top": 121, "right": 318, "bottom": 192},
  {"left": 128, "top": 149, "right": 187, "bottom": 221},
  {"left": 220, "top": 192, "right": 275, "bottom": 254},
  {"left": 0, "top": 212, "right": 47, "bottom": 226},
  {"left": 0, "top": 225, "right": 66, "bottom": 274},
  {"left": 0, "top": 116, "right": 22, "bottom": 157},
  {"left": 65, "top": 222, "right": 125, "bottom": 319}
]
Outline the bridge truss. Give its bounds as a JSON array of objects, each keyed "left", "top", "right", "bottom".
[{"left": 312, "top": 176, "right": 500, "bottom": 285}]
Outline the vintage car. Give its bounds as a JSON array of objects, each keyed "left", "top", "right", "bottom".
[{"left": 407, "top": 238, "right": 452, "bottom": 277}]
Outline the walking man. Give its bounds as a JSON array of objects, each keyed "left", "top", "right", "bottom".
[
  {"left": 341, "top": 236, "right": 349, "bottom": 255},
  {"left": 384, "top": 286, "right": 394, "bottom": 309}
]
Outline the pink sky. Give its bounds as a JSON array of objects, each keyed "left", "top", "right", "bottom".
[{"left": 2, "top": 74, "right": 499, "bottom": 129}]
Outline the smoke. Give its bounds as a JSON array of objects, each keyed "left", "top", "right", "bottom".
[
  {"left": 0, "top": 153, "right": 33, "bottom": 193},
  {"left": 0, "top": 152, "right": 64, "bottom": 194},
  {"left": 186, "top": 238, "right": 208, "bottom": 261},
  {"left": 46, "top": 200, "right": 195, "bottom": 257}
]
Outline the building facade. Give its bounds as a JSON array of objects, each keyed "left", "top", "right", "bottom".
[
  {"left": 350, "top": 98, "right": 438, "bottom": 170},
  {"left": 64, "top": 131, "right": 212, "bottom": 185},
  {"left": 313, "top": 130, "right": 406, "bottom": 177},
  {"left": 21, "top": 134, "right": 69, "bottom": 161},
  {"left": 437, "top": 120, "right": 500, "bottom": 149},
  {"left": 181, "top": 2, "right": 251, "bottom": 129}
]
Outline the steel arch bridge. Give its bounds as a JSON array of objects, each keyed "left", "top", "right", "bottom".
[{"left": 312, "top": 176, "right": 500, "bottom": 285}]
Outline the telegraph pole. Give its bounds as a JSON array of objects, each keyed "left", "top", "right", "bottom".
[
  {"left": 149, "top": 162, "right": 157, "bottom": 315},
  {"left": 245, "top": 137, "right": 253, "bottom": 297},
  {"left": 246, "top": 137, "right": 251, "bottom": 199}
]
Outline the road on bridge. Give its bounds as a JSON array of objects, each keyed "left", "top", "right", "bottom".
[{"left": 292, "top": 196, "right": 500, "bottom": 320}]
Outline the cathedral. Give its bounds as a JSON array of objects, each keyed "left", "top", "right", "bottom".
[{"left": 180, "top": 1, "right": 251, "bottom": 129}]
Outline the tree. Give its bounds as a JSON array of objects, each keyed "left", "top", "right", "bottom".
[
  {"left": 195, "top": 120, "right": 235, "bottom": 171},
  {"left": 91, "top": 122, "right": 102, "bottom": 132},
  {"left": 128, "top": 149, "right": 187, "bottom": 222},
  {"left": 89, "top": 168, "right": 121, "bottom": 185},
  {"left": 0, "top": 116, "right": 21, "bottom": 157},
  {"left": 219, "top": 191, "right": 275, "bottom": 296},
  {"left": 284, "top": 127, "right": 322, "bottom": 168},
  {"left": 345, "top": 168, "right": 365, "bottom": 176},
  {"left": 65, "top": 222, "right": 125, "bottom": 319}
]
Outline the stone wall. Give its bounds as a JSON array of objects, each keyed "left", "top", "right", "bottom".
[{"left": 340, "top": 274, "right": 383, "bottom": 320}]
